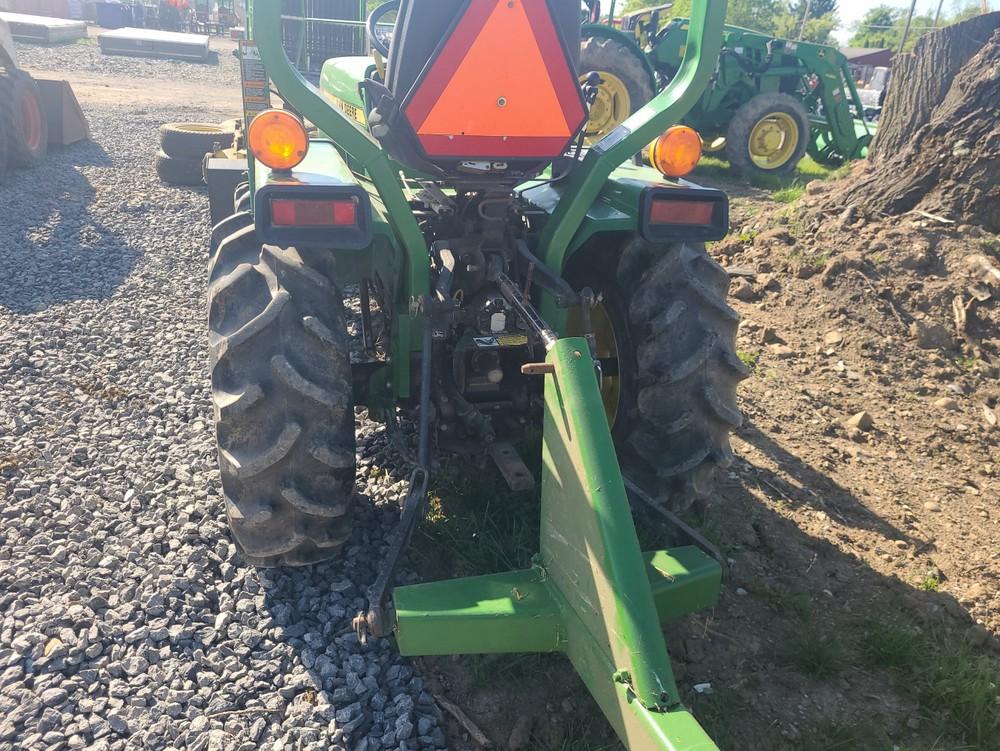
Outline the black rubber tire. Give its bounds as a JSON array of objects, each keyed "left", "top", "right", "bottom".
[
  {"left": 1, "top": 71, "right": 48, "bottom": 168},
  {"left": 210, "top": 210, "right": 253, "bottom": 261},
  {"left": 579, "top": 35, "right": 655, "bottom": 140},
  {"left": 155, "top": 150, "right": 204, "bottom": 186},
  {"left": 208, "top": 227, "right": 356, "bottom": 566},
  {"left": 572, "top": 239, "right": 747, "bottom": 510},
  {"left": 159, "top": 122, "right": 235, "bottom": 160},
  {"left": 725, "top": 93, "right": 810, "bottom": 176},
  {"left": 234, "top": 188, "right": 251, "bottom": 215}
]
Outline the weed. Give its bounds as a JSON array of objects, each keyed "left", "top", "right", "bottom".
[
  {"left": 792, "top": 721, "right": 896, "bottom": 751},
  {"left": 782, "top": 628, "right": 843, "bottom": 679},
  {"left": 737, "top": 349, "right": 760, "bottom": 370},
  {"left": 919, "top": 574, "right": 940, "bottom": 592},
  {"left": 788, "top": 247, "right": 828, "bottom": 270},
  {"left": 737, "top": 228, "right": 759, "bottom": 243},
  {"left": 747, "top": 578, "right": 811, "bottom": 620},
  {"left": 957, "top": 356, "right": 979, "bottom": 371},
  {"left": 772, "top": 184, "right": 805, "bottom": 203},
  {"left": 859, "top": 621, "right": 921, "bottom": 668},
  {"left": 857, "top": 620, "right": 1000, "bottom": 749},
  {"left": 980, "top": 235, "right": 999, "bottom": 255}
]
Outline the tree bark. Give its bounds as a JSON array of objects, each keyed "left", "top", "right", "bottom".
[
  {"left": 819, "top": 14, "right": 1000, "bottom": 232},
  {"left": 871, "top": 12, "right": 1000, "bottom": 163}
]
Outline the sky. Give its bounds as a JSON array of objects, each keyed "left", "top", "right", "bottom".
[{"left": 833, "top": 0, "right": 993, "bottom": 43}]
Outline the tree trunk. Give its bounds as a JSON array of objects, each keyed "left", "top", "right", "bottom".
[
  {"left": 824, "top": 13, "right": 1000, "bottom": 232},
  {"left": 871, "top": 12, "right": 1000, "bottom": 163}
]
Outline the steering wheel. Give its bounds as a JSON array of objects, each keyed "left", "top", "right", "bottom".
[{"left": 366, "top": 0, "right": 399, "bottom": 58}]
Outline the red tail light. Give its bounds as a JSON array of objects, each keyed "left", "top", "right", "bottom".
[
  {"left": 270, "top": 197, "right": 358, "bottom": 227},
  {"left": 649, "top": 198, "right": 716, "bottom": 225},
  {"left": 640, "top": 186, "right": 729, "bottom": 242}
]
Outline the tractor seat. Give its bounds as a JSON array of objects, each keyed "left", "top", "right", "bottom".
[{"left": 368, "top": 0, "right": 587, "bottom": 180}]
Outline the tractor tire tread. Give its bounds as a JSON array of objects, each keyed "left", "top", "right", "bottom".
[
  {"left": 618, "top": 239, "right": 747, "bottom": 510},
  {"left": 209, "top": 228, "right": 355, "bottom": 567},
  {"left": 579, "top": 35, "right": 655, "bottom": 135}
]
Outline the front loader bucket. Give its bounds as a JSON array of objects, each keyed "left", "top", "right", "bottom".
[{"left": 35, "top": 79, "right": 89, "bottom": 146}]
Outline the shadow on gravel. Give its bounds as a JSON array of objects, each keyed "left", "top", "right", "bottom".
[{"left": 0, "top": 139, "right": 141, "bottom": 314}]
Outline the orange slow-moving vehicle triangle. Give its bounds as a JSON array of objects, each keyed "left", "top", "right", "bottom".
[{"left": 403, "top": 0, "right": 586, "bottom": 159}]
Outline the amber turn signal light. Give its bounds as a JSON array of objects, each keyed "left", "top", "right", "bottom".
[
  {"left": 649, "top": 125, "right": 702, "bottom": 178},
  {"left": 248, "top": 109, "right": 309, "bottom": 171}
]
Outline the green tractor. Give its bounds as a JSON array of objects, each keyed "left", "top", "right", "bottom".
[
  {"left": 208, "top": 0, "right": 745, "bottom": 747},
  {"left": 579, "top": 1, "right": 873, "bottom": 176}
]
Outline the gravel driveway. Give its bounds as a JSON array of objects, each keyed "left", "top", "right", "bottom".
[{"left": 0, "top": 61, "right": 443, "bottom": 751}]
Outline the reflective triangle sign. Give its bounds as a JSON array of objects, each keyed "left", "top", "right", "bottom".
[{"left": 403, "top": 0, "right": 586, "bottom": 159}]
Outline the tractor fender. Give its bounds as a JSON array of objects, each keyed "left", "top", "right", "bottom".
[{"left": 580, "top": 23, "right": 657, "bottom": 94}]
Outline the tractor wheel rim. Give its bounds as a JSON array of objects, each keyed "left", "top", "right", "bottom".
[
  {"left": 748, "top": 112, "right": 799, "bottom": 169},
  {"left": 567, "top": 300, "right": 621, "bottom": 427},
  {"left": 580, "top": 71, "right": 630, "bottom": 144},
  {"left": 21, "top": 90, "right": 43, "bottom": 153}
]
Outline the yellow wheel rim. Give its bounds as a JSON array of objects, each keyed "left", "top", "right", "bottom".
[
  {"left": 748, "top": 112, "right": 800, "bottom": 170},
  {"left": 580, "top": 71, "right": 631, "bottom": 143},
  {"left": 567, "top": 301, "right": 621, "bottom": 426}
]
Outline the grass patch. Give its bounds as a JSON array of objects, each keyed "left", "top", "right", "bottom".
[
  {"left": 782, "top": 627, "right": 844, "bottom": 679},
  {"left": 693, "top": 154, "right": 842, "bottom": 191},
  {"left": 858, "top": 621, "right": 1000, "bottom": 749},
  {"left": 791, "top": 721, "right": 897, "bottom": 751},
  {"left": 737, "top": 349, "right": 760, "bottom": 371},
  {"left": 919, "top": 574, "right": 940, "bottom": 592},
  {"left": 530, "top": 709, "right": 621, "bottom": 750},
  {"left": 412, "top": 442, "right": 541, "bottom": 579},
  {"left": 772, "top": 184, "right": 805, "bottom": 203},
  {"left": 788, "top": 247, "right": 829, "bottom": 270},
  {"left": 747, "top": 578, "right": 811, "bottom": 620},
  {"left": 957, "top": 356, "right": 979, "bottom": 371}
]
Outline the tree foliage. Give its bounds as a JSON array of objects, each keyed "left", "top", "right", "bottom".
[{"left": 848, "top": 2, "right": 989, "bottom": 51}]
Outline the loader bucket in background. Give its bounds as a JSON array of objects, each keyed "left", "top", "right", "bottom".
[{"left": 35, "top": 79, "right": 89, "bottom": 146}]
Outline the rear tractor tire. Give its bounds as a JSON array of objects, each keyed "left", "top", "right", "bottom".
[
  {"left": 579, "top": 35, "right": 655, "bottom": 142},
  {"left": 726, "top": 93, "right": 810, "bottom": 177},
  {"left": 569, "top": 239, "right": 748, "bottom": 510},
  {"left": 208, "top": 227, "right": 356, "bottom": 566}
]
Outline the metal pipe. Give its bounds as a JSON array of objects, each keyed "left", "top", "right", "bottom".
[{"left": 898, "top": 0, "right": 918, "bottom": 52}]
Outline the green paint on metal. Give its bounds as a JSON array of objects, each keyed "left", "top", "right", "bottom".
[
  {"left": 394, "top": 546, "right": 719, "bottom": 656},
  {"left": 539, "top": 338, "right": 678, "bottom": 710},
  {"left": 392, "top": 337, "right": 722, "bottom": 748},
  {"left": 645, "top": 549, "right": 720, "bottom": 624},
  {"left": 394, "top": 568, "right": 564, "bottom": 655},
  {"left": 248, "top": 0, "right": 427, "bottom": 397},
  {"left": 536, "top": 0, "right": 727, "bottom": 322}
]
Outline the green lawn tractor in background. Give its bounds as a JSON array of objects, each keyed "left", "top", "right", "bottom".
[
  {"left": 207, "top": 0, "right": 747, "bottom": 747},
  {"left": 580, "top": 1, "right": 873, "bottom": 176}
]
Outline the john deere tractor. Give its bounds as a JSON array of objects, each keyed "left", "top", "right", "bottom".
[
  {"left": 579, "top": 1, "right": 873, "bottom": 176},
  {"left": 207, "top": 0, "right": 745, "bottom": 747}
]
